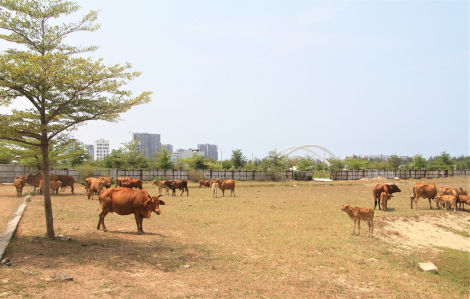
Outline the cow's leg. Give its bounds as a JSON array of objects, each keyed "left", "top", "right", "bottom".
[
  {"left": 71, "top": 184, "right": 74, "bottom": 195},
  {"left": 180, "top": 188, "right": 184, "bottom": 196},
  {"left": 97, "top": 209, "right": 109, "bottom": 232},
  {"left": 357, "top": 220, "right": 361, "bottom": 236},
  {"left": 134, "top": 214, "right": 143, "bottom": 234},
  {"left": 352, "top": 220, "right": 356, "bottom": 235},
  {"left": 428, "top": 198, "right": 432, "bottom": 209}
]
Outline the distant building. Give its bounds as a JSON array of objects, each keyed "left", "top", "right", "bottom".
[
  {"left": 161, "top": 144, "right": 173, "bottom": 153},
  {"left": 94, "top": 139, "right": 109, "bottom": 160},
  {"left": 197, "top": 144, "right": 218, "bottom": 160},
  {"left": 86, "top": 144, "right": 94, "bottom": 161},
  {"left": 171, "top": 148, "right": 203, "bottom": 163},
  {"left": 132, "top": 133, "right": 161, "bottom": 159}
]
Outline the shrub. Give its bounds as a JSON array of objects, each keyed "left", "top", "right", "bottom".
[{"left": 187, "top": 169, "right": 204, "bottom": 182}]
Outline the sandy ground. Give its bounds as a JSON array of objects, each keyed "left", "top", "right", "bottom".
[{"left": 378, "top": 212, "right": 470, "bottom": 252}]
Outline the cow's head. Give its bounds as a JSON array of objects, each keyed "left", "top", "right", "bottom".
[
  {"left": 57, "top": 180, "right": 62, "bottom": 187},
  {"left": 148, "top": 195, "right": 165, "bottom": 215},
  {"left": 341, "top": 204, "right": 352, "bottom": 212},
  {"left": 389, "top": 184, "right": 401, "bottom": 193}
]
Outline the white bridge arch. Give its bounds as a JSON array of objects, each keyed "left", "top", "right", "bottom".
[{"left": 278, "top": 144, "right": 338, "bottom": 164}]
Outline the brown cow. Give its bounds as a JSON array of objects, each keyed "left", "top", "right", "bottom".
[
  {"left": 25, "top": 173, "right": 57, "bottom": 192},
  {"left": 373, "top": 184, "right": 401, "bottom": 210},
  {"left": 458, "top": 194, "right": 470, "bottom": 211},
  {"left": 152, "top": 180, "right": 169, "bottom": 195},
  {"left": 121, "top": 179, "right": 143, "bottom": 189},
  {"left": 438, "top": 187, "right": 460, "bottom": 209},
  {"left": 40, "top": 180, "right": 62, "bottom": 195},
  {"left": 87, "top": 178, "right": 104, "bottom": 200},
  {"left": 216, "top": 179, "right": 235, "bottom": 197},
  {"left": 13, "top": 176, "right": 26, "bottom": 197},
  {"left": 55, "top": 175, "right": 75, "bottom": 194},
  {"left": 410, "top": 183, "right": 437, "bottom": 209},
  {"left": 97, "top": 176, "right": 112, "bottom": 189},
  {"left": 199, "top": 180, "right": 211, "bottom": 188},
  {"left": 434, "top": 195, "right": 457, "bottom": 213},
  {"left": 97, "top": 188, "right": 165, "bottom": 234},
  {"left": 380, "top": 192, "right": 390, "bottom": 211},
  {"left": 169, "top": 180, "right": 188, "bottom": 197},
  {"left": 115, "top": 177, "right": 132, "bottom": 187},
  {"left": 341, "top": 204, "right": 374, "bottom": 237}
]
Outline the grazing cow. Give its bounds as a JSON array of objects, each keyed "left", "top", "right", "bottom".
[
  {"left": 341, "top": 204, "right": 374, "bottom": 237},
  {"left": 438, "top": 187, "right": 460, "bottom": 209},
  {"left": 380, "top": 192, "right": 390, "bottom": 211},
  {"left": 216, "top": 179, "right": 236, "bottom": 197},
  {"left": 152, "top": 180, "right": 169, "bottom": 195},
  {"left": 25, "top": 174, "right": 57, "bottom": 192},
  {"left": 97, "top": 177, "right": 112, "bottom": 189},
  {"left": 434, "top": 195, "right": 457, "bottom": 213},
  {"left": 169, "top": 180, "right": 188, "bottom": 197},
  {"left": 13, "top": 176, "right": 26, "bottom": 197},
  {"left": 373, "top": 184, "right": 401, "bottom": 210},
  {"left": 211, "top": 181, "right": 218, "bottom": 198},
  {"left": 410, "top": 183, "right": 437, "bottom": 209},
  {"left": 121, "top": 179, "right": 143, "bottom": 189},
  {"left": 199, "top": 180, "right": 211, "bottom": 188},
  {"left": 97, "top": 188, "right": 165, "bottom": 234},
  {"left": 39, "top": 180, "right": 62, "bottom": 195},
  {"left": 87, "top": 178, "right": 104, "bottom": 200},
  {"left": 458, "top": 194, "right": 470, "bottom": 211}
]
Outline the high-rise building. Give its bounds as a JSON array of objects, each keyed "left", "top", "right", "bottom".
[
  {"left": 94, "top": 139, "right": 109, "bottom": 160},
  {"left": 132, "top": 133, "right": 161, "bottom": 159},
  {"left": 86, "top": 145, "right": 94, "bottom": 161},
  {"left": 198, "top": 144, "right": 218, "bottom": 160},
  {"left": 161, "top": 144, "right": 173, "bottom": 153}
]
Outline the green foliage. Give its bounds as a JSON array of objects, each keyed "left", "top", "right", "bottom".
[
  {"left": 327, "top": 158, "right": 345, "bottom": 172},
  {"left": 231, "top": 149, "right": 247, "bottom": 169},
  {"left": 297, "top": 155, "right": 315, "bottom": 171},
  {"left": 176, "top": 153, "right": 208, "bottom": 170},
  {"left": 344, "top": 158, "right": 368, "bottom": 170},
  {"left": 221, "top": 160, "right": 233, "bottom": 170},
  {"left": 387, "top": 154, "right": 401, "bottom": 170},
  {"left": 427, "top": 151, "right": 455, "bottom": 170},
  {"left": 260, "top": 150, "right": 288, "bottom": 171},
  {"left": 154, "top": 149, "right": 174, "bottom": 169},
  {"left": 411, "top": 154, "right": 427, "bottom": 170},
  {"left": 76, "top": 164, "right": 96, "bottom": 180}
]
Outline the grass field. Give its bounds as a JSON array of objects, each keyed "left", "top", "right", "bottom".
[{"left": 0, "top": 177, "right": 469, "bottom": 298}]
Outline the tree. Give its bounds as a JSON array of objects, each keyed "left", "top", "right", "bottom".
[
  {"left": 154, "top": 148, "right": 174, "bottom": 169},
  {"left": 0, "top": 0, "right": 152, "bottom": 238},
  {"left": 260, "top": 150, "right": 287, "bottom": 171},
  {"left": 231, "top": 149, "right": 247, "bottom": 169},
  {"left": 411, "top": 154, "right": 427, "bottom": 170},
  {"left": 344, "top": 158, "right": 368, "bottom": 170},
  {"left": 327, "top": 158, "right": 344, "bottom": 172},
  {"left": 387, "top": 154, "right": 401, "bottom": 170},
  {"left": 427, "top": 151, "right": 454, "bottom": 170},
  {"left": 297, "top": 155, "right": 315, "bottom": 171}
]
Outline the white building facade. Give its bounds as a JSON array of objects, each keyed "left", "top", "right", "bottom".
[{"left": 94, "top": 139, "right": 110, "bottom": 161}]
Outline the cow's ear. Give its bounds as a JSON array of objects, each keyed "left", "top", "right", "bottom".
[{"left": 159, "top": 200, "right": 166, "bottom": 205}]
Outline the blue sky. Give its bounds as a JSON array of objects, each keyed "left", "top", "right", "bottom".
[{"left": 2, "top": 0, "right": 469, "bottom": 160}]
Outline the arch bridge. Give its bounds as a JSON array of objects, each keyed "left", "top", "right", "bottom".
[{"left": 278, "top": 144, "right": 338, "bottom": 165}]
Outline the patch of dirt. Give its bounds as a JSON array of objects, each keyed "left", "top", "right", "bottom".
[{"left": 378, "top": 213, "right": 470, "bottom": 252}]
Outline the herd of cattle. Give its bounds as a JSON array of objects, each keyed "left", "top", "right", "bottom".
[
  {"left": 11, "top": 174, "right": 236, "bottom": 234},
  {"left": 342, "top": 182, "right": 470, "bottom": 237},
  {"left": 11, "top": 175, "right": 469, "bottom": 235}
]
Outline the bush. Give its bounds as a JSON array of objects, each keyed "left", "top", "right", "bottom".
[
  {"left": 187, "top": 169, "right": 204, "bottom": 182},
  {"left": 152, "top": 176, "right": 166, "bottom": 182},
  {"left": 77, "top": 165, "right": 96, "bottom": 180}
]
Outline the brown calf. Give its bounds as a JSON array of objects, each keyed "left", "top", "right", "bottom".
[{"left": 341, "top": 204, "right": 374, "bottom": 237}]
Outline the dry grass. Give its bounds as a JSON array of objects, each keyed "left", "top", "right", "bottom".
[{"left": 0, "top": 177, "right": 469, "bottom": 298}]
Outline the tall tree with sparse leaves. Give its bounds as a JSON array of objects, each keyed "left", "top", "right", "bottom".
[{"left": 0, "top": 0, "right": 152, "bottom": 238}]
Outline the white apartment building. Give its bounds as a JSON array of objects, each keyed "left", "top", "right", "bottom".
[{"left": 94, "top": 139, "right": 110, "bottom": 160}]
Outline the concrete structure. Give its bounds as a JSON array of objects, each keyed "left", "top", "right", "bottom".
[
  {"left": 94, "top": 139, "right": 109, "bottom": 161},
  {"left": 132, "top": 133, "right": 161, "bottom": 159},
  {"left": 198, "top": 144, "right": 218, "bottom": 160},
  {"left": 171, "top": 148, "right": 203, "bottom": 163}
]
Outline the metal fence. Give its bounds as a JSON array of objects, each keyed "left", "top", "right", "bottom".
[
  {"left": 330, "top": 170, "right": 470, "bottom": 180},
  {"left": 0, "top": 165, "right": 294, "bottom": 183}
]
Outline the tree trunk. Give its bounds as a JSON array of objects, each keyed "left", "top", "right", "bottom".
[{"left": 41, "top": 142, "right": 54, "bottom": 239}]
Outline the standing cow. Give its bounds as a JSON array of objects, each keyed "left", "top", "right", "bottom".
[
  {"left": 97, "top": 188, "right": 165, "bottom": 234},
  {"left": 373, "top": 184, "right": 401, "bottom": 210},
  {"left": 169, "top": 180, "right": 188, "bottom": 197},
  {"left": 216, "top": 179, "right": 236, "bottom": 197},
  {"left": 410, "top": 183, "right": 437, "bottom": 209},
  {"left": 13, "top": 176, "right": 26, "bottom": 197}
]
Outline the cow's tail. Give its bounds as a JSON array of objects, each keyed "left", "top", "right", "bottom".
[{"left": 410, "top": 185, "right": 416, "bottom": 199}]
